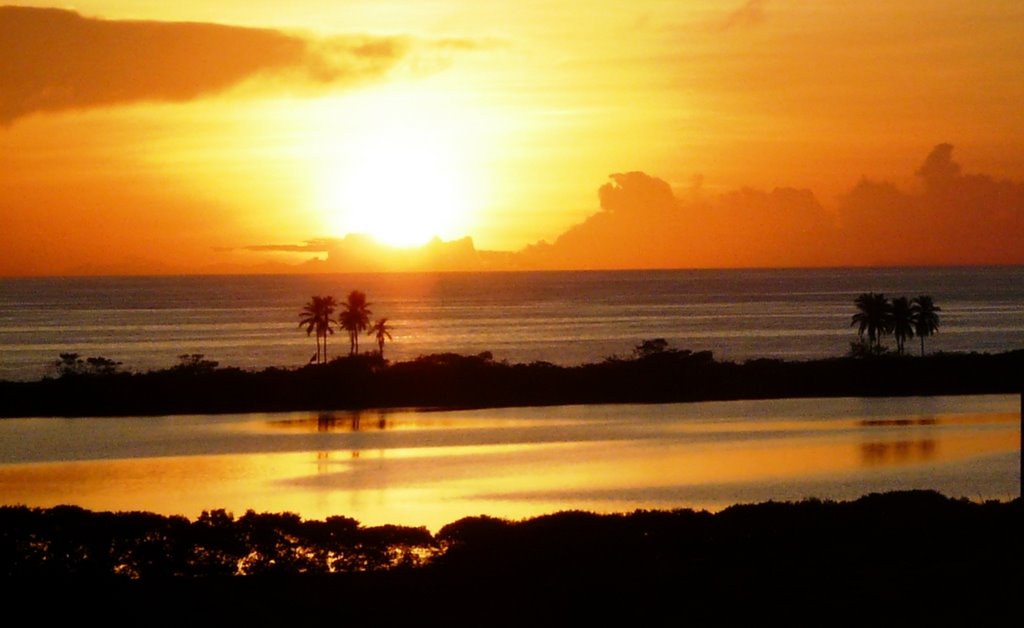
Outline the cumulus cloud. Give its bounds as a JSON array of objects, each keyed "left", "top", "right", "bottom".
[
  {"left": 0, "top": 6, "right": 410, "bottom": 125},
  {"left": 916, "top": 143, "right": 961, "bottom": 189},
  {"left": 518, "top": 170, "right": 836, "bottom": 270},
  {"left": 519, "top": 144, "right": 1024, "bottom": 269},
  {"left": 598, "top": 172, "right": 677, "bottom": 214}
]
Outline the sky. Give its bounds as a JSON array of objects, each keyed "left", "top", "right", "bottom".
[{"left": 1, "top": 1, "right": 1023, "bottom": 275}]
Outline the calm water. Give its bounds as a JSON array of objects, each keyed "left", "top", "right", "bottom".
[
  {"left": 0, "top": 396, "right": 1018, "bottom": 530},
  {"left": 1, "top": 266, "right": 1023, "bottom": 381}
]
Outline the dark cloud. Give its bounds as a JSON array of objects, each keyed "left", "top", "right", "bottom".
[
  {"left": 0, "top": 7, "right": 409, "bottom": 124},
  {"left": 519, "top": 144, "right": 1024, "bottom": 269},
  {"left": 598, "top": 172, "right": 676, "bottom": 214},
  {"left": 242, "top": 235, "right": 488, "bottom": 272},
  {"left": 518, "top": 170, "right": 837, "bottom": 269},
  {"left": 721, "top": 0, "right": 768, "bottom": 31},
  {"left": 915, "top": 143, "right": 961, "bottom": 192},
  {"left": 244, "top": 239, "right": 336, "bottom": 253},
  {"left": 836, "top": 144, "right": 1024, "bottom": 265}
]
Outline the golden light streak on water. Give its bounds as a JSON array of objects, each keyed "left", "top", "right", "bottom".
[{"left": 0, "top": 406, "right": 1017, "bottom": 531}]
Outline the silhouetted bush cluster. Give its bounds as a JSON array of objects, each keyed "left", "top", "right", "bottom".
[
  {"left": 2, "top": 492, "right": 1019, "bottom": 584},
  {"left": 1, "top": 347, "right": 1021, "bottom": 417},
  {"left": 2, "top": 492, "right": 1020, "bottom": 623},
  {"left": 0, "top": 505, "right": 435, "bottom": 578}
]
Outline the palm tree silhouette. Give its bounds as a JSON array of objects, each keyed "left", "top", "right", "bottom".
[
  {"left": 299, "top": 295, "right": 337, "bottom": 364},
  {"left": 369, "top": 318, "right": 393, "bottom": 359},
  {"left": 318, "top": 295, "right": 338, "bottom": 362},
  {"left": 340, "top": 290, "right": 372, "bottom": 355},
  {"left": 851, "top": 292, "right": 892, "bottom": 352},
  {"left": 299, "top": 296, "right": 323, "bottom": 364},
  {"left": 911, "top": 295, "right": 941, "bottom": 356},
  {"left": 890, "top": 296, "right": 915, "bottom": 356}
]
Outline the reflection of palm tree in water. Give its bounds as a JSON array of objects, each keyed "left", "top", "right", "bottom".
[
  {"left": 860, "top": 439, "right": 938, "bottom": 464},
  {"left": 314, "top": 410, "right": 388, "bottom": 432},
  {"left": 316, "top": 450, "right": 330, "bottom": 473},
  {"left": 317, "top": 413, "right": 337, "bottom": 432}
]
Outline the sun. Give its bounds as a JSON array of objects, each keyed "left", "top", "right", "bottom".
[
  {"left": 330, "top": 126, "right": 468, "bottom": 247},
  {"left": 310, "top": 88, "right": 483, "bottom": 248}
]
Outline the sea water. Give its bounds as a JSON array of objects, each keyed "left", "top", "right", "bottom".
[{"left": 1, "top": 266, "right": 1022, "bottom": 381}]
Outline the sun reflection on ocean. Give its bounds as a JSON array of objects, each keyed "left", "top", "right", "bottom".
[{"left": 0, "top": 398, "right": 1018, "bottom": 531}]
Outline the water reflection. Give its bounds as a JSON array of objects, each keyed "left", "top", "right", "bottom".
[
  {"left": 860, "top": 418, "right": 938, "bottom": 427},
  {"left": 860, "top": 439, "right": 938, "bottom": 465},
  {"left": 271, "top": 411, "right": 393, "bottom": 433},
  {"left": 0, "top": 396, "right": 1018, "bottom": 530}
]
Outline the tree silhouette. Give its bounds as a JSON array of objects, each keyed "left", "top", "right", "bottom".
[
  {"left": 299, "top": 296, "right": 337, "bottom": 365},
  {"left": 319, "top": 295, "right": 338, "bottom": 362},
  {"left": 890, "top": 296, "right": 915, "bottom": 356},
  {"left": 851, "top": 292, "right": 892, "bottom": 352},
  {"left": 911, "top": 295, "right": 941, "bottom": 356},
  {"left": 340, "top": 290, "right": 372, "bottom": 355},
  {"left": 369, "top": 318, "right": 393, "bottom": 359}
]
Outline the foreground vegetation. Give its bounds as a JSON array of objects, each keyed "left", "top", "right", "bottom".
[
  {"left": 2, "top": 491, "right": 1019, "bottom": 621},
  {"left": 1, "top": 344, "right": 1021, "bottom": 418}
]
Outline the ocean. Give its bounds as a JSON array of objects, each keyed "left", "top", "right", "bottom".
[{"left": 1, "top": 266, "right": 1023, "bottom": 381}]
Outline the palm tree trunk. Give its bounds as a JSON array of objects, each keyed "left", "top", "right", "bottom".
[
  {"left": 920, "top": 335, "right": 925, "bottom": 357},
  {"left": 323, "top": 333, "right": 328, "bottom": 363}
]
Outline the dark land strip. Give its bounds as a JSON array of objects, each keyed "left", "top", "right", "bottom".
[
  {"left": 1, "top": 491, "right": 1020, "bottom": 623},
  {"left": 2, "top": 349, "right": 1022, "bottom": 418}
]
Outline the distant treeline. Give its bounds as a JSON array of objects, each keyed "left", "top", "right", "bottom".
[
  {"left": 1, "top": 492, "right": 1020, "bottom": 622},
  {"left": 1, "top": 347, "right": 1023, "bottom": 418}
]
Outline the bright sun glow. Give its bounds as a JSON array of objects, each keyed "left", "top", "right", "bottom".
[{"left": 305, "top": 86, "right": 486, "bottom": 248}]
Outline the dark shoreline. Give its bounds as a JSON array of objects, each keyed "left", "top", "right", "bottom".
[
  {"left": 2, "top": 349, "right": 1022, "bottom": 418},
  {"left": 4, "top": 351, "right": 1021, "bottom": 620},
  {"left": 3, "top": 491, "right": 1020, "bottom": 622}
]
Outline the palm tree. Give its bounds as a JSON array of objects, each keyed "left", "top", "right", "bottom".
[
  {"left": 318, "top": 295, "right": 338, "bottom": 362},
  {"left": 890, "top": 296, "right": 915, "bottom": 356},
  {"left": 368, "top": 318, "right": 393, "bottom": 359},
  {"left": 299, "top": 296, "right": 323, "bottom": 364},
  {"left": 298, "top": 295, "right": 337, "bottom": 364},
  {"left": 911, "top": 295, "right": 941, "bottom": 356},
  {"left": 339, "top": 290, "right": 372, "bottom": 355},
  {"left": 851, "top": 292, "right": 892, "bottom": 352}
]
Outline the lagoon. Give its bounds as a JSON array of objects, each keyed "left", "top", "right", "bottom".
[{"left": 0, "top": 394, "right": 1018, "bottom": 531}]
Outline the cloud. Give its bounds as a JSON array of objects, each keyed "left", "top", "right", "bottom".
[
  {"left": 517, "top": 169, "right": 839, "bottom": 269},
  {"left": 518, "top": 144, "right": 1024, "bottom": 269},
  {"left": 242, "top": 235, "right": 489, "bottom": 272},
  {"left": 598, "top": 172, "right": 677, "bottom": 214},
  {"left": 837, "top": 144, "right": 1024, "bottom": 265},
  {"left": 721, "top": 0, "right": 768, "bottom": 31},
  {"left": 233, "top": 145, "right": 1023, "bottom": 272},
  {"left": 0, "top": 6, "right": 410, "bottom": 125},
  {"left": 244, "top": 239, "right": 336, "bottom": 254},
  {"left": 915, "top": 143, "right": 961, "bottom": 192}
]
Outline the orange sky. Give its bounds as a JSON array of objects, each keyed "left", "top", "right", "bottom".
[{"left": 1, "top": 1, "right": 1023, "bottom": 275}]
